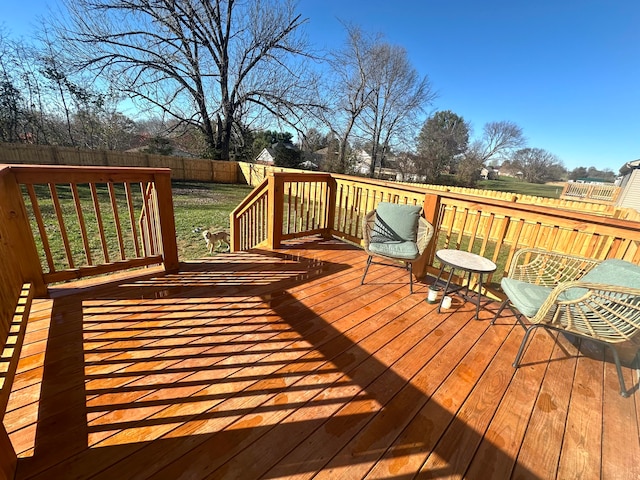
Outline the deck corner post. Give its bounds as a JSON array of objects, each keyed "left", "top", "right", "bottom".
[
  {"left": 153, "top": 170, "right": 179, "bottom": 272},
  {"left": 0, "top": 168, "right": 46, "bottom": 297},
  {"left": 414, "top": 192, "right": 441, "bottom": 279},
  {"left": 0, "top": 423, "right": 16, "bottom": 480},
  {"left": 267, "top": 174, "right": 283, "bottom": 249},
  {"left": 324, "top": 175, "right": 337, "bottom": 239}
]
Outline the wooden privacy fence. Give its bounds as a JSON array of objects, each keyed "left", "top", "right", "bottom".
[
  {"left": 0, "top": 142, "right": 238, "bottom": 183},
  {"left": 237, "top": 162, "right": 640, "bottom": 220},
  {"left": 231, "top": 172, "right": 640, "bottom": 290}
]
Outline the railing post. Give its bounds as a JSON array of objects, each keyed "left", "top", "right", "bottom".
[
  {"left": 230, "top": 209, "right": 241, "bottom": 252},
  {"left": 153, "top": 170, "right": 179, "bottom": 271},
  {"left": 267, "top": 174, "right": 283, "bottom": 249},
  {"left": 0, "top": 168, "right": 46, "bottom": 297},
  {"left": 413, "top": 192, "right": 441, "bottom": 279},
  {"left": 0, "top": 423, "right": 16, "bottom": 480},
  {"left": 324, "top": 176, "right": 337, "bottom": 238}
]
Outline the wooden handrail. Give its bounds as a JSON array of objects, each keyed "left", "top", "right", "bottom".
[
  {"left": 1, "top": 164, "right": 178, "bottom": 285},
  {"left": 230, "top": 173, "right": 337, "bottom": 252},
  {"left": 560, "top": 182, "right": 621, "bottom": 205},
  {"left": 232, "top": 171, "right": 640, "bottom": 289}
]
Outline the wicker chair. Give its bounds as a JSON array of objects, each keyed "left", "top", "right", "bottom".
[
  {"left": 361, "top": 202, "right": 434, "bottom": 294},
  {"left": 493, "top": 248, "right": 640, "bottom": 397}
]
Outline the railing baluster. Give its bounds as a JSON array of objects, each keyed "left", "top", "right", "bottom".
[
  {"left": 90, "top": 182, "right": 110, "bottom": 263},
  {"left": 49, "top": 183, "right": 74, "bottom": 269},
  {"left": 71, "top": 183, "right": 93, "bottom": 266},
  {"left": 124, "top": 182, "right": 141, "bottom": 258},
  {"left": 25, "top": 184, "right": 55, "bottom": 272},
  {"left": 107, "top": 182, "right": 126, "bottom": 260}
]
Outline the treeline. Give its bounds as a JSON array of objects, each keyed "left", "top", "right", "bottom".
[{"left": 0, "top": 1, "right": 616, "bottom": 186}]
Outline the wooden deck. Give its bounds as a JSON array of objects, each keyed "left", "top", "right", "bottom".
[{"left": 4, "top": 237, "right": 640, "bottom": 479}]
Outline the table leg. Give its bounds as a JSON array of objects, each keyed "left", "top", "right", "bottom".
[
  {"left": 476, "top": 273, "right": 483, "bottom": 319},
  {"left": 438, "top": 267, "right": 455, "bottom": 313},
  {"left": 434, "top": 264, "right": 445, "bottom": 286}
]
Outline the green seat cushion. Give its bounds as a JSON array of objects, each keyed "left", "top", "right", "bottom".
[
  {"left": 369, "top": 240, "right": 420, "bottom": 260},
  {"left": 501, "top": 277, "right": 553, "bottom": 317},
  {"left": 372, "top": 202, "right": 422, "bottom": 243},
  {"left": 564, "top": 259, "right": 640, "bottom": 301}
]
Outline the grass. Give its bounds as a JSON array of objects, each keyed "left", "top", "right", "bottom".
[
  {"left": 477, "top": 176, "right": 563, "bottom": 198},
  {"left": 171, "top": 181, "right": 253, "bottom": 259},
  {"left": 22, "top": 181, "right": 253, "bottom": 272}
]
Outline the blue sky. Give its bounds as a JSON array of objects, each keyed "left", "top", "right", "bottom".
[{"left": 3, "top": 0, "right": 639, "bottom": 171}]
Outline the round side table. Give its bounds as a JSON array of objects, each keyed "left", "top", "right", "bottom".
[{"left": 434, "top": 249, "right": 497, "bottom": 319}]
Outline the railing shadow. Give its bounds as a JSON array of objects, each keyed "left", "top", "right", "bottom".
[{"left": 12, "top": 238, "right": 539, "bottom": 479}]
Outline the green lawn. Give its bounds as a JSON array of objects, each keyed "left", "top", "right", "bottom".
[
  {"left": 476, "top": 176, "right": 564, "bottom": 198},
  {"left": 171, "top": 181, "right": 253, "bottom": 259},
  {"left": 23, "top": 181, "right": 253, "bottom": 270}
]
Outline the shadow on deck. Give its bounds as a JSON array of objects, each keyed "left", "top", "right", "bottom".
[{"left": 4, "top": 237, "right": 640, "bottom": 479}]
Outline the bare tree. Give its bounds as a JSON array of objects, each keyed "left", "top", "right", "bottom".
[
  {"left": 478, "top": 120, "right": 526, "bottom": 163},
  {"left": 359, "top": 41, "right": 435, "bottom": 178},
  {"left": 57, "top": 0, "right": 319, "bottom": 159},
  {"left": 321, "top": 25, "right": 373, "bottom": 173},
  {"left": 323, "top": 26, "right": 435, "bottom": 176},
  {"left": 454, "top": 120, "right": 525, "bottom": 186},
  {"left": 512, "top": 147, "right": 564, "bottom": 183}
]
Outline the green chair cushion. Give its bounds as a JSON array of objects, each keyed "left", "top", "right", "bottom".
[
  {"left": 369, "top": 240, "right": 420, "bottom": 260},
  {"left": 564, "top": 259, "right": 640, "bottom": 301},
  {"left": 501, "top": 277, "right": 553, "bottom": 318},
  {"left": 372, "top": 202, "right": 422, "bottom": 243}
]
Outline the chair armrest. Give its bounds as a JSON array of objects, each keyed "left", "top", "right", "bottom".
[
  {"left": 509, "top": 248, "right": 601, "bottom": 286},
  {"left": 532, "top": 280, "right": 640, "bottom": 342},
  {"left": 362, "top": 210, "right": 376, "bottom": 250},
  {"left": 416, "top": 217, "right": 434, "bottom": 255}
]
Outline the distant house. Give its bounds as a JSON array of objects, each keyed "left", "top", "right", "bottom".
[
  {"left": 255, "top": 147, "right": 276, "bottom": 165},
  {"left": 616, "top": 159, "right": 640, "bottom": 212},
  {"left": 480, "top": 166, "right": 499, "bottom": 180},
  {"left": 255, "top": 142, "right": 302, "bottom": 168},
  {"left": 354, "top": 149, "right": 374, "bottom": 176}
]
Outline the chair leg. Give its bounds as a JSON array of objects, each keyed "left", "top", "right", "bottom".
[
  {"left": 605, "top": 344, "right": 629, "bottom": 397},
  {"left": 408, "top": 262, "right": 413, "bottom": 294},
  {"left": 491, "top": 299, "right": 510, "bottom": 325},
  {"left": 513, "top": 325, "right": 542, "bottom": 368},
  {"left": 361, "top": 256, "right": 373, "bottom": 285}
]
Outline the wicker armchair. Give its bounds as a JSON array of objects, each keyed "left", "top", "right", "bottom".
[
  {"left": 361, "top": 203, "right": 434, "bottom": 294},
  {"left": 493, "top": 248, "right": 640, "bottom": 397}
]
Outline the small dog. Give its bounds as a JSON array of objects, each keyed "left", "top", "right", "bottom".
[{"left": 203, "top": 229, "right": 230, "bottom": 254}]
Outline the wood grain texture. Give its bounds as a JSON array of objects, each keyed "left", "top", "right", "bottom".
[{"left": 2, "top": 237, "right": 638, "bottom": 480}]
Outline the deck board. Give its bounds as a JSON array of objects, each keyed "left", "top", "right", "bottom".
[{"left": 3, "top": 236, "right": 639, "bottom": 479}]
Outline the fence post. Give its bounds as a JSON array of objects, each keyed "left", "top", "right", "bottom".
[
  {"left": 267, "top": 174, "right": 283, "bottom": 249},
  {"left": 413, "top": 192, "right": 441, "bottom": 280},
  {"left": 153, "top": 170, "right": 179, "bottom": 271},
  {"left": 324, "top": 175, "right": 337, "bottom": 238}
]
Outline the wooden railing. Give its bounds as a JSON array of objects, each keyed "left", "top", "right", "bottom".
[
  {"left": 8, "top": 165, "right": 179, "bottom": 285},
  {"left": 232, "top": 172, "right": 640, "bottom": 289},
  {"left": 231, "top": 177, "right": 270, "bottom": 250},
  {"left": 231, "top": 173, "right": 336, "bottom": 251},
  {"left": 560, "top": 182, "right": 621, "bottom": 204}
]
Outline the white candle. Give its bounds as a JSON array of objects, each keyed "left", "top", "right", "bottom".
[
  {"left": 442, "top": 295, "right": 452, "bottom": 309},
  {"left": 427, "top": 287, "right": 439, "bottom": 303}
]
